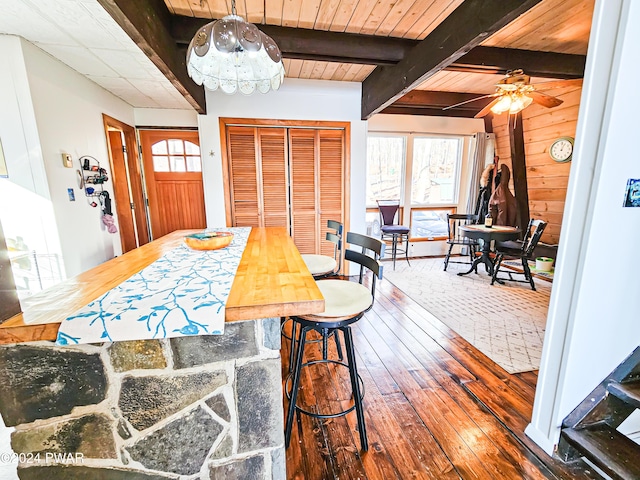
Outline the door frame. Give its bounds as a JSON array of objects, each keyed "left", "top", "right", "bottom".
[
  {"left": 219, "top": 117, "right": 351, "bottom": 236},
  {"left": 102, "top": 114, "right": 150, "bottom": 252}
]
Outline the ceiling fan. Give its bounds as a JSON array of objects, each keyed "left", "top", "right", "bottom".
[{"left": 443, "top": 70, "right": 582, "bottom": 118}]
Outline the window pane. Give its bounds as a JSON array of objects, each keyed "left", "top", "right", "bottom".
[
  {"left": 410, "top": 209, "right": 449, "bottom": 239},
  {"left": 170, "top": 156, "right": 186, "bottom": 172},
  {"left": 411, "top": 137, "right": 460, "bottom": 204},
  {"left": 185, "top": 141, "right": 200, "bottom": 155},
  {"left": 186, "top": 156, "right": 201, "bottom": 172},
  {"left": 153, "top": 156, "right": 169, "bottom": 172},
  {"left": 366, "top": 136, "right": 405, "bottom": 206},
  {"left": 168, "top": 139, "right": 184, "bottom": 155},
  {"left": 151, "top": 140, "right": 167, "bottom": 155}
]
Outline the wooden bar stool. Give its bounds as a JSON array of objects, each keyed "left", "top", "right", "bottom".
[
  {"left": 284, "top": 232, "right": 385, "bottom": 452},
  {"left": 300, "top": 219, "right": 343, "bottom": 279},
  {"left": 283, "top": 220, "right": 344, "bottom": 371}
]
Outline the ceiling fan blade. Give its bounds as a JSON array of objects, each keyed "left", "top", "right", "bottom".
[
  {"left": 442, "top": 93, "right": 497, "bottom": 111},
  {"left": 529, "top": 91, "right": 563, "bottom": 108},
  {"left": 474, "top": 98, "right": 502, "bottom": 118},
  {"left": 534, "top": 78, "right": 583, "bottom": 90}
]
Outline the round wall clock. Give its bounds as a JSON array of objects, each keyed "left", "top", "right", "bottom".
[{"left": 549, "top": 136, "right": 574, "bottom": 162}]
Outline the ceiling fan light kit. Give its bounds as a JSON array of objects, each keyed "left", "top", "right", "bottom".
[
  {"left": 186, "top": 1, "right": 285, "bottom": 95},
  {"left": 444, "top": 69, "right": 577, "bottom": 118}
]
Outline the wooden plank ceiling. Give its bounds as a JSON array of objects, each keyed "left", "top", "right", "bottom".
[{"left": 99, "top": 0, "right": 594, "bottom": 117}]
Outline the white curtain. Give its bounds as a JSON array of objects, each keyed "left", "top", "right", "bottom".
[{"left": 466, "top": 132, "right": 495, "bottom": 215}]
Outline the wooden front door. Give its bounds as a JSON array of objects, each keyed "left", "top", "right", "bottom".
[
  {"left": 103, "top": 115, "right": 149, "bottom": 253},
  {"left": 139, "top": 130, "right": 206, "bottom": 239}
]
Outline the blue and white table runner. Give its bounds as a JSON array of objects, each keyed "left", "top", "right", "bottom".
[{"left": 56, "top": 227, "right": 251, "bottom": 345}]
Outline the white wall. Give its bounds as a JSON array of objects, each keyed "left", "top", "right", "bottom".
[
  {"left": 368, "top": 114, "right": 486, "bottom": 256},
  {"left": 198, "top": 78, "right": 368, "bottom": 235},
  {"left": 0, "top": 35, "right": 64, "bottom": 292},
  {"left": 134, "top": 108, "right": 198, "bottom": 128},
  {"left": 526, "top": 0, "right": 640, "bottom": 454},
  {"left": 15, "top": 37, "right": 136, "bottom": 277}
]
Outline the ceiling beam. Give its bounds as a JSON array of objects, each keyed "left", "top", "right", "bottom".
[
  {"left": 171, "top": 16, "right": 416, "bottom": 65},
  {"left": 381, "top": 90, "right": 495, "bottom": 118},
  {"left": 449, "top": 46, "right": 585, "bottom": 79},
  {"left": 97, "top": 0, "right": 206, "bottom": 113},
  {"left": 171, "top": 16, "right": 585, "bottom": 78},
  {"left": 361, "top": 0, "right": 543, "bottom": 119}
]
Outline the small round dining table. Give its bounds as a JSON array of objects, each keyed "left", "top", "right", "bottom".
[{"left": 457, "top": 224, "right": 521, "bottom": 277}]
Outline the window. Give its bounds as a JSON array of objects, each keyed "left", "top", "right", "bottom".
[
  {"left": 366, "top": 133, "right": 464, "bottom": 241},
  {"left": 411, "top": 137, "right": 461, "bottom": 205},
  {"left": 365, "top": 136, "right": 405, "bottom": 206},
  {"left": 151, "top": 139, "right": 201, "bottom": 172}
]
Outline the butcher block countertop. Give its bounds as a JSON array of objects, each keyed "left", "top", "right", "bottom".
[{"left": 0, "top": 227, "right": 324, "bottom": 345}]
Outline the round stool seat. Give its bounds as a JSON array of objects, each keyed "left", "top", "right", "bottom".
[
  {"left": 300, "top": 280, "right": 372, "bottom": 322},
  {"left": 301, "top": 254, "right": 337, "bottom": 277},
  {"left": 381, "top": 225, "right": 410, "bottom": 234}
]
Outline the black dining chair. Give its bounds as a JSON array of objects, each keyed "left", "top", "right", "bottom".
[
  {"left": 376, "top": 199, "right": 410, "bottom": 270},
  {"left": 443, "top": 213, "right": 479, "bottom": 271},
  {"left": 285, "top": 231, "right": 385, "bottom": 452},
  {"left": 491, "top": 219, "right": 548, "bottom": 290}
]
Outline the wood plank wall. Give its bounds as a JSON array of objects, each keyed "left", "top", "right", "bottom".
[{"left": 493, "top": 84, "right": 582, "bottom": 244}]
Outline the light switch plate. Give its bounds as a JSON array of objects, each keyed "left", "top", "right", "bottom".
[{"left": 62, "top": 153, "right": 73, "bottom": 168}]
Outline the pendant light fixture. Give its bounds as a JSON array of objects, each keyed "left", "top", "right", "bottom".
[{"left": 186, "top": 0, "right": 285, "bottom": 95}]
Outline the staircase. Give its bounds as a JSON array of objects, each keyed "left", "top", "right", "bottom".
[{"left": 558, "top": 347, "right": 640, "bottom": 479}]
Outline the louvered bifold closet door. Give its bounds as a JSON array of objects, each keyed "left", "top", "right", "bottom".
[
  {"left": 289, "top": 129, "right": 318, "bottom": 254},
  {"left": 227, "top": 126, "right": 261, "bottom": 226},
  {"left": 318, "top": 130, "right": 345, "bottom": 257},
  {"left": 257, "top": 128, "right": 288, "bottom": 227}
]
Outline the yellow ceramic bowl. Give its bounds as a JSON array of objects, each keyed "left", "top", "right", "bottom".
[{"left": 184, "top": 231, "right": 234, "bottom": 251}]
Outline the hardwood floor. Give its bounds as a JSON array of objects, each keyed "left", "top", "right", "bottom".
[{"left": 282, "top": 277, "right": 603, "bottom": 480}]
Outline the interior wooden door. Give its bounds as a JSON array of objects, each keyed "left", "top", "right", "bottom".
[
  {"left": 257, "top": 128, "right": 289, "bottom": 227},
  {"left": 103, "top": 114, "right": 149, "bottom": 253},
  {"left": 289, "top": 129, "right": 318, "bottom": 254},
  {"left": 139, "top": 130, "right": 206, "bottom": 239},
  {"left": 317, "top": 129, "right": 345, "bottom": 257},
  {"left": 226, "top": 126, "right": 288, "bottom": 228},
  {"left": 221, "top": 120, "right": 347, "bottom": 256},
  {"left": 108, "top": 131, "right": 137, "bottom": 252}
]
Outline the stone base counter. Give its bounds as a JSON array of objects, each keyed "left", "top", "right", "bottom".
[
  {"left": 0, "top": 317, "right": 283, "bottom": 479},
  {"left": 0, "top": 228, "right": 324, "bottom": 479}
]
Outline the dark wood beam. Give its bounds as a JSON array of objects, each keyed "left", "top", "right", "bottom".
[
  {"left": 484, "top": 114, "right": 494, "bottom": 134},
  {"left": 508, "top": 113, "right": 530, "bottom": 231},
  {"left": 380, "top": 106, "right": 486, "bottom": 117},
  {"left": 171, "top": 16, "right": 416, "bottom": 65},
  {"left": 449, "top": 46, "right": 585, "bottom": 79},
  {"left": 361, "top": 0, "right": 543, "bottom": 119},
  {"left": 172, "top": 16, "right": 586, "bottom": 77},
  {"left": 97, "top": 0, "right": 206, "bottom": 113},
  {"left": 381, "top": 90, "right": 494, "bottom": 117}
]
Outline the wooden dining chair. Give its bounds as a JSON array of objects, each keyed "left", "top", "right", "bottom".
[
  {"left": 491, "top": 219, "right": 547, "bottom": 290},
  {"left": 443, "top": 213, "right": 479, "bottom": 271}
]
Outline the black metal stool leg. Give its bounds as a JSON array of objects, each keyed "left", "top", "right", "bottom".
[
  {"left": 392, "top": 234, "right": 398, "bottom": 270},
  {"left": 322, "top": 328, "right": 328, "bottom": 360},
  {"left": 333, "top": 330, "right": 344, "bottom": 361},
  {"left": 342, "top": 326, "right": 367, "bottom": 451},
  {"left": 404, "top": 233, "right": 411, "bottom": 266},
  {"left": 288, "top": 319, "right": 297, "bottom": 373},
  {"left": 285, "top": 325, "right": 308, "bottom": 448}
]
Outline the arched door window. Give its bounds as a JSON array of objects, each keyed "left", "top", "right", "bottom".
[{"left": 151, "top": 139, "right": 201, "bottom": 172}]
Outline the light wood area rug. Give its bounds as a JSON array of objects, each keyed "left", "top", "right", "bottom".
[{"left": 383, "top": 256, "right": 552, "bottom": 374}]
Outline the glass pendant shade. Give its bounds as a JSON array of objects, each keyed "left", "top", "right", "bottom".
[
  {"left": 509, "top": 94, "right": 533, "bottom": 113},
  {"left": 490, "top": 95, "right": 513, "bottom": 115},
  {"left": 187, "top": 15, "right": 285, "bottom": 95}
]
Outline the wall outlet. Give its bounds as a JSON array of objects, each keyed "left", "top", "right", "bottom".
[{"left": 62, "top": 153, "right": 73, "bottom": 168}]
